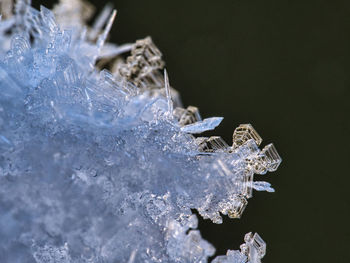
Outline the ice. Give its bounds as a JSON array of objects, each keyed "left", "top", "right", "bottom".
[
  {"left": 53, "top": 0, "right": 95, "bottom": 29},
  {"left": 232, "top": 124, "right": 262, "bottom": 149},
  {"left": 164, "top": 69, "right": 173, "bottom": 116},
  {"left": 96, "top": 9, "right": 116, "bottom": 51},
  {"left": 0, "top": 1, "right": 282, "bottom": 262},
  {"left": 196, "top": 136, "right": 229, "bottom": 152},
  {"left": 174, "top": 106, "right": 201, "bottom": 126},
  {"left": 89, "top": 3, "right": 113, "bottom": 40},
  {"left": 259, "top": 143, "right": 282, "bottom": 172},
  {"left": 252, "top": 181, "right": 275, "bottom": 192},
  {"left": 181, "top": 117, "right": 224, "bottom": 134},
  {"left": 247, "top": 143, "right": 282, "bottom": 175},
  {"left": 211, "top": 250, "right": 247, "bottom": 263},
  {"left": 0, "top": 0, "right": 13, "bottom": 19},
  {"left": 118, "top": 36, "right": 165, "bottom": 88},
  {"left": 243, "top": 232, "right": 266, "bottom": 263},
  {"left": 211, "top": 233, "right": 266, "bottom": 263},
  {"left": 227, "top": 195, "right": 248, "bottom": 219}
]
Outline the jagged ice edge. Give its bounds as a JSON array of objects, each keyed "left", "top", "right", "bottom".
[{"left": 0, "top": 0, "right": 282, "bottom": 262}]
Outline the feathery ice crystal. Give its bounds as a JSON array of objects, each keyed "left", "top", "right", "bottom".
[{"left": 0, "top": 1, "right": 282, "bottom": 262}]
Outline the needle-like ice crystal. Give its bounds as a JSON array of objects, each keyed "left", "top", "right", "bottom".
[{"left": 0, "top": 1, "right": 282, "bottom": 262}]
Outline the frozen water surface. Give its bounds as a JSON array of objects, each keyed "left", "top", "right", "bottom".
[{"left": 0, "top": 1, "right": 282, "bottom": 262}]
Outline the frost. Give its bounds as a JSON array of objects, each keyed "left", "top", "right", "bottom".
[{"left": 0, "top": 1, "right": 282, "bottom": 262}]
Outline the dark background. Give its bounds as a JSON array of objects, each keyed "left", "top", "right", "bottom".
[{"left": 33, "top": 0, "right": 350, "bottom": 262}]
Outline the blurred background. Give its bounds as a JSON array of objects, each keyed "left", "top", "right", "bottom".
[{"left": 33, "top": 0, "right": 350, "bottom": 262}]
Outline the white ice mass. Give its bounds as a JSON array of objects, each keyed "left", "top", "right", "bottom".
[{"left": 0, "top": 1, "right": 282, "bottom": 262}]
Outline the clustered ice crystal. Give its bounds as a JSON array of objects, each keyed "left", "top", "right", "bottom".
[{"left": 0, "top": 1, "right": 282, "bottom": 262}]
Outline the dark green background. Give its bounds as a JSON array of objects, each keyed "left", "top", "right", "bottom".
[{"left": 34, "top": 0, "right": 350, "bottom": 262}]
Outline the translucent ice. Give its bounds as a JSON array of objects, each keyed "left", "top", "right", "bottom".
[
  {"left": 181, "top": 117, "right": 224, "bottom": 134},
  {"left": 0, "top": 1, "right": 282, "bottom": 262}
]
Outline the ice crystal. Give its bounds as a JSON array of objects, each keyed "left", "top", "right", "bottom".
[{"left": 0, "top": 1, "right": 282, "bottom": 262}]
